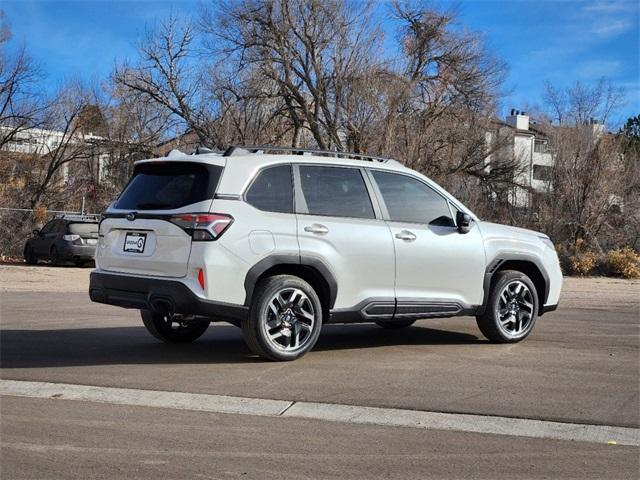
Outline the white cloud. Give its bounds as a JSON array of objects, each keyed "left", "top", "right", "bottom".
[
  {"left": 576, "top": 60, "right": 623, "bottom": 78},
  {"left": 584, "top": 1, "right": 638, "bottom": 14},
  {"left": 591, "top": 18, "right": 634, "bottom": 37}
]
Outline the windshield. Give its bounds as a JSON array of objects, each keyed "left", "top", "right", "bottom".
[{"left": 115, "top": 162, "right": 223, "bottom": 210}]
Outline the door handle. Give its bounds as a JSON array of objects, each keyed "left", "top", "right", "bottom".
[
  {"left": 304, "top": 224, "right": 329, "bottom": 235},
  {"left": 395, "top": 230, "right": 416, "bottom": 241}
]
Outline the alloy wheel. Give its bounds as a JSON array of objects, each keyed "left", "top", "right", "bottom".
[
  {"left": 496, "top": 280, "right": 535, "bottom": 337},
  {"left": 262, "top": 288, "right": 316, "bottom": 353}
]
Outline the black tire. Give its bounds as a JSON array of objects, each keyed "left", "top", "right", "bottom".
[
  {"left": 476, "top": 270, "right": 539, "bottom": 343},
  {"left": 140, "top": 310, "right": 210, "bottom": 344},
  {"left": 242, "top": 275, "right": 322, "bottom": 361},
  {"left": 375, "top": 319, "right": 416, "bottom": 329},
  {"left": 50, "top": 246, "right": 61, "bottom": 266},
  {"left": 74, "top": 260, "right": 86, "bottom": 267},
  {"left": 24, "top": 245, "right": 37, "bottom": 265}
]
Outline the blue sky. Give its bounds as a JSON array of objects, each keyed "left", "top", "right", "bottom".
[{"left": 3, "top": 0, "right": 639, "bottom": 127}]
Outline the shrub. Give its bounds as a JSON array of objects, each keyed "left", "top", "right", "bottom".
[
  {"left": 607, "top": 247, "right": 640, "bottom": 279},
  {"left": 557, "top": 239, "right": 599, "bottom": 276},
  {"left": 33, "top": 204, "right": 48, "bottom": 224},
  {"left": 569, "top": 251, "right": 599, "bottom": 276}
]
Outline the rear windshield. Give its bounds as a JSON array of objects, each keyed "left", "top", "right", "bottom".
[
  {"left": 115, "top": 162, "right": 223, "bottom": 210},
  {"left": 68, "top": 222, "right": 98, "bottom": 234}
]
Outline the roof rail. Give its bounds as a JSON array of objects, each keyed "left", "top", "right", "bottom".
[{"left": 223, "top": 145, "right": 399, "bottom": 164}]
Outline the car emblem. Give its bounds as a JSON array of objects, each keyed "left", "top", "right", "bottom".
[{"left": 126, "top": 212, "right": 136, "bottom": 221}]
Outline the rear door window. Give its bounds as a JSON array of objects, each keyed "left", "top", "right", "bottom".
[
  {"left": 245, "top": 165, "right": 293, "bottom": 213},
  {"left": 298, "top": 166, "right": 374, "bottom": 219},
  {"left": 115, "top": 162, "right": 223, "bottom": 210}
]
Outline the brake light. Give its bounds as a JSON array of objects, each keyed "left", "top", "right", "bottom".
[{"left": 170, "top": 213, "right": 234, "bottom": 241}]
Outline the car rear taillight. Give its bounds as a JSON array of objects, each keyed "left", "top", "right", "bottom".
[
  {"left": 170, "top": 213, "right": 234, "bottom": 241},
  {"left": 62, "top": 234, "right": 81, "bottom": 242}
]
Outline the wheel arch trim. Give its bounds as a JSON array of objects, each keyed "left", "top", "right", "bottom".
[
  {"left": 481, "top": 253, "right": 550, "bottom": 316},
  {"left": 243, "top": 254, "right": 338, "bottom": 309}
]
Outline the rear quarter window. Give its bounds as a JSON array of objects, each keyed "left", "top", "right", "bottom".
[
  {"left": 115, "top": 162, "right": 223, "bottom": 210},
  {"left": 245, "top": 165, "right": 293, "bottom": 213}
]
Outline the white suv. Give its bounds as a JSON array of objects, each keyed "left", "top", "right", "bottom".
[{"left": 90, "top": 146, "right": 562, "bottom": 361}]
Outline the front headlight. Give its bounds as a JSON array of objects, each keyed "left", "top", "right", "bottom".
[
  {"left": 539, "top": 236, "right": 555, "bottom": 251},
  {"left": 62, "top": 234, "right": 80, "bottom": 242}
]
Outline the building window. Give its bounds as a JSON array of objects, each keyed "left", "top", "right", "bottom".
[
  {"left": 533, "top": 165, "right": 553, "bottom": 182},
  {"left": 534, "top": 140, "right": 547, "bottom": 153}
]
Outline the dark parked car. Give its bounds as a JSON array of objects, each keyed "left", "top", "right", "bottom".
[{"left": 24, "top": 215, "right": 99, "bottom": 266}]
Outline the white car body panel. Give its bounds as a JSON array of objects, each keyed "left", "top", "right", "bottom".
[
  {"left": 296, "top": 214, "right": 395, "bottom": 309},
  {"left": 389, "top": 221, "right": 486, "bottom": 306}
]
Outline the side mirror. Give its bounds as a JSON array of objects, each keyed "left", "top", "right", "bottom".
[
  {"left": 32, "top": 229, "right": 40, "bottom": 236},
  {"left": 456, "top": 211, "right": 472, "bottom": 234}
]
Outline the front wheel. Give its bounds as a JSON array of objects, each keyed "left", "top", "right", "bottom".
[
  {"left": 242, "top": 275, "right": 322, "bottom": 361},
  {"left": 476, "top": 270, "right": 538, "bottom": 343},
  {"left": 141, "top": 310, "right": 210, "bottom": 344}
]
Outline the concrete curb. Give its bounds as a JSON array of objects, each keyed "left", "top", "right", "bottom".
[{"left": 2, "top": 379, "right": 638, "bottom": 446}]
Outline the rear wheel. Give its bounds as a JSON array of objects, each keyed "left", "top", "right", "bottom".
[
  {"left": 24, "top": 245, "right": 37, "bottom": 265},
  {"left": 141, "top": 310, "right": 210, "bottom": 344},
  {"left": 242, "top": 275, "right": 322, "bottom": 361},
  {"left": 476, "top": 270, "right": 538, "bottom": 343},
  {"left": 375, "top": 319, "right": 416, "bottom": 329}
]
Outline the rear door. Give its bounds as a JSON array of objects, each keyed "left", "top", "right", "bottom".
[
  {"left": 294, "top": 165, "right": 395, "bottom": 311},
  {"left": 96, "top": 161, "right": 223, "bottom": 278}
]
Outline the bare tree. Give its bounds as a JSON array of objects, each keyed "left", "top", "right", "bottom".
[
  {"left": 114, "top": 15, "right": 219, "bottom": 147},
  {"left": 0, "top": 11, "right": 45, "bottom": 149},
  {"left": 203, "top": 0, "right": 382, "bottom": 149},
  {"left": 536, "top": 82, "right": 629, "bottom": 250},
  {"left": 543, "top": 79, "right": 624, "bottom": 127}
]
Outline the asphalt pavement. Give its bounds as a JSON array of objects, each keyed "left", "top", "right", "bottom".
[{"left": 1, "top": 268, "right": 638, "bottom": 478}]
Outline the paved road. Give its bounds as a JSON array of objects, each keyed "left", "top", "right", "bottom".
[
  {"left": 1, "top": 271, "right": 639, "bottom": 478},
  {"left": 3, "top": 396, "right": 637, "bottom": 480}
]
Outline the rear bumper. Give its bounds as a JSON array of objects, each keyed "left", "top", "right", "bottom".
[
  {"left": 89, "top": 271, "right": 247, "bottom": 322},
  {"left": 58, "top": 243, "right": 96, "bottom": 260}
]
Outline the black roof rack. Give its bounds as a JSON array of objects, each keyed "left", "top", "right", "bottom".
[
  {"left": 54, "top": 213, "right": 100, "bottom": 222},
  {"left": 223, "top": 145, "right": 398, "bottom": 164}
]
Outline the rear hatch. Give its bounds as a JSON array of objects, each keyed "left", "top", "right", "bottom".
[
  {"left": 97, "top": 160, "right": 224, "bottom": 278},
  {"left": 68, "top": 222, "right": 99, "bottom": 245}
]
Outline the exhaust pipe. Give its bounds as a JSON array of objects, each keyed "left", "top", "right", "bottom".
[{"left": 149, "top": 296, "right": 175, "bottom": 316}]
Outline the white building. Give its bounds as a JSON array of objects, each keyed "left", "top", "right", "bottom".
[
  {"left": 503, "top": 110, "right": 554, "bottom": 206},
  {"left": 492, "top": 110, "right": 605, "bottom": 207},
  {"left": 0, "top": 125, "right": 109, "bottom": 183}
]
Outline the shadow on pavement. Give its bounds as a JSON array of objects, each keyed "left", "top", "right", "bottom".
[{"left": 0, "top": 323, "right": 481, "bottom": 368}]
